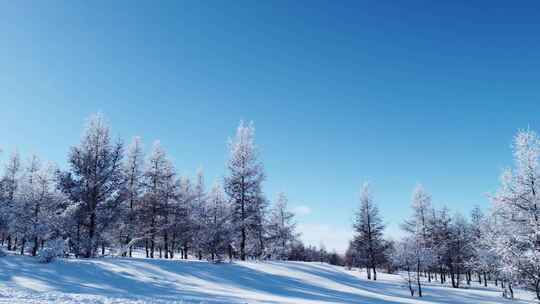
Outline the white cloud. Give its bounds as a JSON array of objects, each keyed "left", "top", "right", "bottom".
[
  {"left": 297, "top": 223, "right": 351, "bottom": 254},
  {"left": 293, "top": 205, "right": 312, "bottom": 216}
]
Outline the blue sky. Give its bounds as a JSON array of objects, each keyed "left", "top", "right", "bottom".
[{"left": 2, "top": 1, "right": 540, "bottom": 252}]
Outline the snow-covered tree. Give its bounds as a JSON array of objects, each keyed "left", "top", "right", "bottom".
[
  {"left": 403, "top": 184, "right": 433, "bottom": 239},
  {"left": 392, "top": 238, "right": 420, "bottom": 297},
  {"left": 466, "top": 206, "right": 487, "bottom": 285},
  {"left": 66, "top": 113, "right": 124, "bottom": 258},
  {"left": 352, "top": 183, "right": 385, "bottom": 280},
  {"left": 11, "top": 157, "right": 63, "bottom": 256},
  {"left": 401, "top": 184, "right": 435, "bottom": 296},
  {"left": 251, "top": 195, "right": 269, "bottom": 259},
  {"left": 201, "top": 183, "right": 231, "bottom": 261},
  {"left": 141, "top": 141, "right": 175, "bottom": 258},
  {"left": 491, "top": 129, "right": 540, "bottom": 299},
  {"left": 476, "top": 213, "right": 503, "bottom": 287},
  {"left": 266, "top": 192, "right": 297, "bottom": 260},
  {"left": 122, "top": 136, "right": 144, "bottom": 256},
  {"left": 447, "top": 213, "right": 474, "bottom": 288},
  {"left": 224, "top": 121, "right": 266, "bottom": 261},
  {"left": 191, "top": 169, "right": 207, "bottom": 260},
  {"left": 430, "top": 206, "right": 452, "bottom": 284},
  {"left": 0, "top": 150, "right": 21, "bottom": 251}
]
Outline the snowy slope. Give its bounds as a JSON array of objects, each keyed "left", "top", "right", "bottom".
[{"left": 0, "top": 254, "right": 535, "bottom": 304}]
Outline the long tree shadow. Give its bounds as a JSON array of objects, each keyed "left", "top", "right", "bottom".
[
  {"left": 258, "top": 262, "right": 535, "bottom": 304},
  {"left": 1, "top": 256, "right": 534, "bottom": 304}
]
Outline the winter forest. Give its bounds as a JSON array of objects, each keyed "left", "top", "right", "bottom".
[
  {"left": 2, "top": 114, "right": 540, "bottom": 302},
  {"left": 0, "top": 114, "right": 326, "bottom": 263}
]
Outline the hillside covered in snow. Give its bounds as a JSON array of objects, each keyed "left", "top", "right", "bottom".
[{"left": 0, "top": 253, "right": 535, "bottom": 304}]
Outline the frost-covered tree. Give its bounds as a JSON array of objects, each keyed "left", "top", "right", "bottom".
[
  {"left": 403, "top": 184, "right": 433, "bottom": 239},
  {"left": 1, "top": 150, "right": 21, "bottom": 202},
  {"left": 224, "top": 121, "right": 266, "bottom": 261},
  {"left": 201, "top": 183, "right": 231, "bottom": 261},
  {"left": 66, "top": 114, "right": 124, "bottom": 258},
  {"left": 430, "top": 206, "right": 452, "bottom": 284},
  {"left": 476, "top": 213, "right": 503, "bottom": 287},
  {"left": 392, "top": 238, "right": 420, "bottom": 297},
  {"left": 252, "top": 195, "right": 269, "bottom": 258},
  {"left": 266, "top": 192, "right": 297, "bottom": 259},
  {"left": 191, "top": 169, "right": 207, "bottom": 260},
  {"left": 0, "top": 151, "right": 21, "bottom": 250},
  {"left": 447, "top": 213, "right": 474, "bottom": 288},
  {"left": 491, "top": 129, "right": 540, "bottom": 299},
  {"left": 11, "top": 157, "right": 63, "bottom": 256},
  {"left": 401, "top": 184, "right": 435, "bottom": 296},
  {"left": 470, "top": 206, "right": 484, "bottom": 245},
  {"left": 141, "top": 141, "right": 175, "bottom": 258},
  {"left": 122, "top": 136, "right": 144, "bottom": 256},
  {"left": 10, "top": 156, "right": 39, "bottom": 255},
  {"left": 352, "top": 183, "right": 385, "bottom": 280},
  {"left": 466, "top": 206, "right": 486, "bottom": 285},
  {"left": 173, "top": 176, "right": 195, "bottom": 259}
]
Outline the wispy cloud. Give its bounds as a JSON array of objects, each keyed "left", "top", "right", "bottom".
[{"left": 293, "top": 205, "right": 312, "bottom": 216}]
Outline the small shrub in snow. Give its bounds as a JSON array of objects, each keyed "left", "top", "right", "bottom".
[
  {"left": 0, "top": 248, "right": 6, "bottom": 257},
  {"left": 37, "top": 239, "right": 66, "bottom": 263}
]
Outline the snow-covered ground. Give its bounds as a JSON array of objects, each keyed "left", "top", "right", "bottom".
[{"left": 0, "top": 253, "right": 535, "bottom": 304}]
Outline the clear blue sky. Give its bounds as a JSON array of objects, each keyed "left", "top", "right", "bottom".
[{"left": 2, "top": 1, "right": 540, "bottom": 252}]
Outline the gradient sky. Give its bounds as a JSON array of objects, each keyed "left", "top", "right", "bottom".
[{"left": 2, "top": 1, "right": 540, "bottom": 252}]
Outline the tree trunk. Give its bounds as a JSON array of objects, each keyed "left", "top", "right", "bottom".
[
  {"left": 20, "top": 238, "right": 25, "bottom": 255},
  {"left": 407, "top": 266, "right": 415, "bottom": 297},
  {"left": 484, "top": 272, "right": 488, "bottom": 287},
  {"left": 75, "top": 222, "right": 81, "bottom": 258},
  {"left": 32, "top": 236, "right": 39, "bottom": 256},
  {"left": 417, "top": 259, "right": 422, "bottom": 297},
  {"left": 240, "top": 177, "right": 246, "bottom": 261},
  {"left": 86, "top": 211, "right": 96, "bottom": 258},
  {"left": 240, "top": 226, "right": 246, "bottom": 261},
  {"left": 535, "top": 279, "right": 540, "bottom": 300},
  {"left": 456, "top": 268, "right": 461, "bottom": 288},
  {"left": 164, "top": 232, "right": 169, "bottom": 259}
]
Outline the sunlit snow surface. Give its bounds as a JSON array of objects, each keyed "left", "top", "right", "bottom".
[{"left": 0, "top": 253, "right": 535, "bottom": 304}]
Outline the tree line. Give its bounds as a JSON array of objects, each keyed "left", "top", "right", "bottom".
[
  {"left": 0, "top": 114, "right": 330, "bottom": 262},
  {"left": 6, "top": 113, "right": 539, "bottom": 299},
  {"left": 347, "top": 129, "right": 540, "bottom": 300}
]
